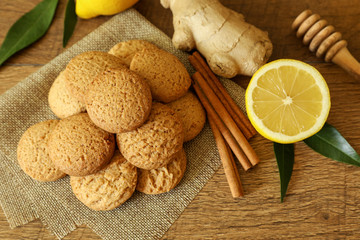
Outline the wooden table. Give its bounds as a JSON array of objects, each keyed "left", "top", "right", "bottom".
[{"left": 1, "top": 0, "right": 360, "bottom": 239}]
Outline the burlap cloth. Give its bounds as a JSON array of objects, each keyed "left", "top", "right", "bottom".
[{"left": 0, "top": 9, "right": 246, "bottom": 240}]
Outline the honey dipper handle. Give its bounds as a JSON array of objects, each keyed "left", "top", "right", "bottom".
[{"left": 332, "top": 47, "right": 360, "bottom": 80}]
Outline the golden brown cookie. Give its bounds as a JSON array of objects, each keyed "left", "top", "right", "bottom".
[
  {"left": 117, "top": 102, "right": 184, "bottom": 170},
  {"left": 17, "top": 120, "right": 66, "bottom": 182},
  {"left": 108, "top": 39, "right": 158, "bottom": 67},
  {"left": 48, "top": 71, "right": 86, "bottom": 119},
  {"left": 64, "top": 51, "right": 126, "bottom": 103},
  {"left": 48, "top": 113, "right": 115, "bottom": 176},
  {"left": 70, "top": 150, "right": 137, "bottom": 211},
  {"left": 167, "top": 91, "right": 206, "bottom": 142},
  {"left": 85, "top": 68, "right": 152, "bottom": 133},
  {"left": 136, "top": 149, "right": 187, "bottom": 194},
  {"left": 130, "top": 48, "right": 191, "bottom": 103}
]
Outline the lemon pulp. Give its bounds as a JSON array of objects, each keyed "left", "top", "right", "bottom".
[{"left": 246, "top": 59, "right": 331, "bottom": 143}]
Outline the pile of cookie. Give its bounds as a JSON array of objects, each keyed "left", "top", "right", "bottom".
[{"left": 17, "top": 40, "right": 206, "bottom": 211}]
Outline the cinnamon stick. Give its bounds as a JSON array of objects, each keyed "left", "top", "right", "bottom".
[
  {"left": 193, "top": 72, "right": 260, "bottom": 167},
  {"left": 192, "top": 51, "right": 257, "bottom": 138},
  {"left": 188, "top": 55, "right": 253, "bottom": 140},
  {"left": 227, "top": 144, "right": 242, "bottom": 192},
  {"left": 193, "top": 80, "right": 252, "bottom": 171},
  {"left": 208, "top": 115, "right": 244, "bottom": 198}
]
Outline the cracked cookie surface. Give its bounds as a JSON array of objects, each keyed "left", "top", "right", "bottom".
[
  {"left": 17, "top": 120, "right": 66, "bottom": 182},
  {"left": 117, "top": 102, "right": 184, "bottom": 170},
  {"left": 167, "top": 91, "right": 206, "bottom": 142},
  {"left": 136, "top": 149, "right": 187, "bottom": 194},
  {"left": 108, "top": 39, "right": 158, "bottom": 67},
  {"left": 70, "top": 150, "right": 137, "bottom": 211},
  {"left": 64, "top": 51, "right": 126, "bottom": 103},
  {"left": 85, "top": 68, "right": 152, "bottom": 133},
  {"left": 48, "top": 71, "right": 86, "bottom": 119},
  {"left": 48, "top": 113, "right": 115, "bottom": 176},
  {"left": 130, "top": 48, "right": 191, "bottom": 103}
]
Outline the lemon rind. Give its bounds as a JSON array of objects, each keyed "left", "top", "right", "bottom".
[{"left": 245, "top": 59, "right": 331, "bottom": 144}]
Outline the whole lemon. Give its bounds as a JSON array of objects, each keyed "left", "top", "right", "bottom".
[{"left": 76, "top": 0, "right": 139, "bottom": 19}]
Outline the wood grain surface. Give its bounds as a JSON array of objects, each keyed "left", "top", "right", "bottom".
[{"left": 1, "top": 0, "right": 360, "bottom": 239}]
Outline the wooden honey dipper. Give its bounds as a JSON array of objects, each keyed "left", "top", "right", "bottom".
[{"left": 292, "top": 9, "right": 360, "bottom": 80}]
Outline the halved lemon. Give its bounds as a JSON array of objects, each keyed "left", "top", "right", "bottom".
[{"left": 245, "top": 59, "right": 331, "bottom": 143}]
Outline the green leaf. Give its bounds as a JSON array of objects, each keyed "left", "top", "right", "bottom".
[
  {"left": 274, "top": 143, "right": 294, "bottom": 202},
  {"left": 63, "top": 0, "right": 77, "bottom": 47},
  {"left": 0, "top": 0, "right": 58, "bottom": 66},
  {"left": 304, "top": 122, "right": 360, "bottom": 167}
]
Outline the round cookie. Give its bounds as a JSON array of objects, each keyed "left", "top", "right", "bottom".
[
  {"left": 48, "top": 113, "right": 115, "bottom": 176},
  {"left": 108, "top": 39, "right": 158, "bottom": 67},
  {"left": 64, "top": 51, "right": 126, "bottom": 103},
  {"left": 17, "top": 120, "right": 66, "bottom": 182},
  {"left": 136, "top": 148, "right": 187, "bottom": 194},
  {"left": 85, "top": 68, "right": 152, "bottom": 133},
  {"left": 130, "top": 48, "right": 191, "bottom": 103},
  {"left": 70, "top": 150, "right": 137, "bottom": 211},
  {"left": 117, "top": 102, "right": 184, "bottom": 170},
  {"left": 48, "top": 71, "right": 86, "bottom": 119},
  {"left": 167, "top": 91, "right": 206, "bottom": 142}
]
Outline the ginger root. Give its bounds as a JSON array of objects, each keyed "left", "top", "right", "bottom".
[{"left": 161, "top": 0, "right": 273, "bottom": 78}]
